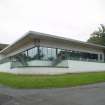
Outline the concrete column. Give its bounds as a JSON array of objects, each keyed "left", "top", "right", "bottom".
[
  {"left": 98, "top": 53, "right": 104, "bottom": 62},
  {"left": 98, "top": 54, "right": 101, "bottom": 62},
  {"left": 102, "top": 54, "right": 104, "bottom": 62}
]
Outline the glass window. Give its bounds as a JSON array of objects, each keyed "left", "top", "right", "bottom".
[
  {"left": 28, "top": 48, "right": 34, "bottom": 58},
  {"left": 23, "top": 50, "right": 28, "bottom": 56},
  {"left": 27, "top": 47, "right": 38, "bottom": 60},
  {"left": 47, "top": 48, "right": 53, "bottom": 60},
  {"left": 38, "top": 47, "right": 43, "bottom": 60},
  {"left": 56, "top": 49, "right": 66, "bottom": 60},
  {"left": 51, "top": 48, "right": 56, "bottom": 59},
  {"left": 100, "top": 54, "right": 102, "bottom": 60},
  {"left": 11, "top": 46, "right": 99, "bottom": 62},
  {"left": 42, "top": 47, "right": 48, "bottom": 60},
  {"left": 57, "top": 48, "right": 62, "bottom": 58}
]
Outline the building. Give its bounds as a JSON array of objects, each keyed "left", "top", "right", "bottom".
[{"left": 0, "top": 31, "right": 105, "bottom": 74}]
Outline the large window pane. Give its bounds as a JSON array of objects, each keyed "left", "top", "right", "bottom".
[
  {"left": 42, "top": 47, "right": 48, "bottom": 60},
  {"left": 47, "top": 48, "right": 53, "bottom": 60},
  {"left": 28, "top": 48, "right": 34, "bottom": 58},
  {"left": 27, "top": 47, "right": 38, "bottom": 60},
  {"left": 57, "top": 49, "right": 66, "bottom": 60},
  {"left": 51, "top": 48, "right": 56, "bottom": 59}
]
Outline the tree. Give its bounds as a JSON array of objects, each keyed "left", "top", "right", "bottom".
[{"left": 87, "top": 24, "right": 105, "bottom": 46}]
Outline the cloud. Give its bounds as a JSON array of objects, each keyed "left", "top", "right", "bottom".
[{"left": 0, "top": 0, "right": 104, "bottom": 43}]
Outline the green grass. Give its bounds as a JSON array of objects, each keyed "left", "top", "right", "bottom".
[{"left": 0, "top": 72, "right": 105, "bottom": 88}]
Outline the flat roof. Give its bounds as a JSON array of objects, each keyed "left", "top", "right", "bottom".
[{"left": 0, "top": 31, "right": 105, "bottom": 54}]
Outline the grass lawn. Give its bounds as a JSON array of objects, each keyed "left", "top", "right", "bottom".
[{"left": 0, "top": 72, "right": 105, "bottom": 88}]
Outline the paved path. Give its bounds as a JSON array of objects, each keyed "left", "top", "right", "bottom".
[{"left": 0, "top": 83, "right": 105, "bottom": 105}]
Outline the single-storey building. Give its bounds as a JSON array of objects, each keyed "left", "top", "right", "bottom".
[{"left": 0, "top": 31, "right": 105, "bottom": 74}]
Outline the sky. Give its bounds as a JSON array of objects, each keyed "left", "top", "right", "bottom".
[{"left": 0, "top": 0, "right": 105, "bottom": 44}]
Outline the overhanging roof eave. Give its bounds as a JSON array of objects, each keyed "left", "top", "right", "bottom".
[{"left": 0, "top": 31, "right": 105, "bottom": 54}]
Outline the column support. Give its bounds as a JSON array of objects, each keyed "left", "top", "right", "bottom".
[{"left": 98, "top": 54, "right": 101, "bottom": 62}]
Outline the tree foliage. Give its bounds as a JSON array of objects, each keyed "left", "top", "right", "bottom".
[{"left": 87, "top": 24, "right": 105, "bottom": 46}]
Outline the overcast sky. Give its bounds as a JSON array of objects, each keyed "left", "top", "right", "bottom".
[{"left": 0, "top": 0, "right": 105, "bottom": 44}]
